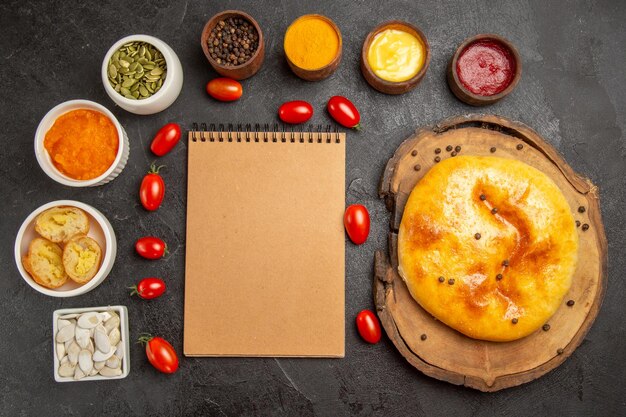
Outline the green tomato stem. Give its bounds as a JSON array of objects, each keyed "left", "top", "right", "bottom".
[
  {"left": 137, "top": 334, "right": 154, "bottom": 345},
  {"left": 148, "top": 162, "right": 166, "bottom": 175}
]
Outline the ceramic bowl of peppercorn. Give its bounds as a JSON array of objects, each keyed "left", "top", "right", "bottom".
[
  {"left": 102, "top": 34, "right": 184, "bottom": 115},
  {"left": 201, "top": 10, "right": 265, "bottom": 80}
]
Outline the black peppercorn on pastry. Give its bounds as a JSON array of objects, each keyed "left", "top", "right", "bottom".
[{"left": 398, "top": 156, "right": 578, "bottom": 342}]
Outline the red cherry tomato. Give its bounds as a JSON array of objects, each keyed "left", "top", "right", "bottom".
[
  {"left": 130, "top": 278, "right": 166, "bottom": 300},
  {"left": 356, "top": 310, "right": 382, "bottom": 344},
  {"left": 135, "top": 237, "right": 167, "bottom": 260},
  {"left": 138, "top": 335, "right": 179, "bottom": 374},
  {"left": 140, "top": 164, "right": 165, "bottom": 211},
  {"left": 278, "top": 100, "right": 313, "bottom": 124},
  {"left": 150, "top": 123, "right": 181, "bottom": 157},
  {"left": 327, "top": 96, "right": 361, "bottom": 130},
  {"left": 344, "top": 204, "right": 370, "bottom": 245},
  {"left": 206, "top": 77, "right": 242, "bottom": 102}
]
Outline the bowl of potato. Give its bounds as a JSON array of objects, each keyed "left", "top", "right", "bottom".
[{"left": 14, "top": 200, "right": 116, "bottom": 297}]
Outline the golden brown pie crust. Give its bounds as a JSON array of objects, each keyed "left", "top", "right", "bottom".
[{"left": 398, "top": 156, "right": 578, "bottom": 342}]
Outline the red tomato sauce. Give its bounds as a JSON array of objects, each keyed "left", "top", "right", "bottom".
[{"left": 456, "top": 40, "right": 515, "bottom": 96}]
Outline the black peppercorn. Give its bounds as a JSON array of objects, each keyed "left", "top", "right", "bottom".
[
  {"left": 542, "top": 324, "right": 551, "bottom": 331},
  {"left": 454, "top": 146, "right": 461, "bottom": 152},
  {"left": 448, "top": 278, "right": 455, "bottom": 285},
  {"left": 411, "top": 150, "right": 418, "bottom": 156},
  {"left": 435, "top": 148, "right": 441, "bottom": 154},
  {"left": 451, "top": 151, "right": 457, "bottom": 157},
  {"left": 480, "top": 194, "right": 486, "bottom": 201},
  {"left": 446, "top": 145, "right": 453, "bottom": 152},
  {"left": 557, "top": 348, "right": 564, "bottom": 355},
  {"left": 434, "top": 156, "right": 441, "bottom": 163},
  {"left": 575, "top": 220, "right": 581, "bottom": 227},
  {"left": 516, "top": 144, "right": 523, "bottom": 150},
  {"left": 491, "top": 208, "right": 498, "bottom": 214},
  {"left": 502, "top": 259, "right": 509, "bottom": 267},
  {"left": 566, "top": 300, "right": 575, "bottom": 307},
  {"left": 512, "top": 318, "right": 518, "bottom": 324},
  {"left": 578, "top": 206, "right": 586, "bottom": 213},
  {"left": 582, "top": 223, "right": 589, "bottom": 231},
  {"left": 414, "top": 164, "right": 421, "bottom": 171},
  {"left": 420, "top": 334, "right": 427, "bottom": 341},
  {"left": 490, "top": 147, "right": 496, "bottom": 153},
  {"left": 475, "top": 233, "right": 481, "bottom": 240},
  {"left": 496, "top": 274, "right": 503, "bottom": 281},
  {"left": 438, "top": 276, "right": 445, "bottom": 283},
  {"left": 208, "top": 17, "right": 259, "bottom": 66}
]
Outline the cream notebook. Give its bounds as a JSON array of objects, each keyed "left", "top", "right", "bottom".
[{"left": 184, "top": 124, "right": 345, "bottom": 357}]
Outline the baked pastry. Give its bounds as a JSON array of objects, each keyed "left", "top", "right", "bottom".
[
  {"left": 22, "top": 237, "right": 68, "bottom": 289},
  {"left": 35, "top": 206, "right": 89, "bottom": 243},
  {"left": 398, "top": 156, "right": 578, "bottom": 342},
  {"left": 62, "top": 235, "right": 102, "bottom": 284}
]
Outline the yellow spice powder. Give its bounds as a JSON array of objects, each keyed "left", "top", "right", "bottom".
[{"left": 284, "top": 16, "right": 339, "bottom": 70}]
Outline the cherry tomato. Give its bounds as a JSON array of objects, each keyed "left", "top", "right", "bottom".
[
  {"left": 130, "top": 278, "right": 166, "bottom": 299},
  {"left": 344, "top": 204, "right": 370, "bottom": 245},
  {"left": 140, "top": 164, "right": 165, "bottom": 211},
  {"left": 278, "top": 100, "right": 313, "bottom": 124},
  {"left": 206, "top": 77, "right": 242, "bottom": 102},
  {"left": 138, "top": 334, "right": 179, "bottom": 374},
  {"left": 327, "top": 96, "right": 361, "bottom": 130},
  {"left": 135, "top": 236, "right": 167, "bottom": 260},
  {"left": 150, "top": 123, "right": 181, "bottom": 157},
  {"left": 356, "top": 310, "right": 382, "bottom": 344}
]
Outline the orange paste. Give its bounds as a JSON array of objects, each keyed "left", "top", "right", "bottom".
[{"left": 44, "top": 109, "right": 119, "bottom": 180}]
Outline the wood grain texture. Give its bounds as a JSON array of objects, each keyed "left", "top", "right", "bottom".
[{"left": 374, "top": 114, "right": 607, "bottom": 391}]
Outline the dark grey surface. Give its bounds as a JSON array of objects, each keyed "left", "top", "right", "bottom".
[{"left": 1, "top": 0, "right": 625, "bottom": 416}]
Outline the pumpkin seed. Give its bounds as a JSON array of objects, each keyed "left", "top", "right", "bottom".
[
  {"left": 121, "top": 78, "right": 135, "bottom": 88},
  {"left": 107, "top": 41, "right": 167, "bottom": 100}
]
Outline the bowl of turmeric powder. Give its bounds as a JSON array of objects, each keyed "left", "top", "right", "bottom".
[
  {"left": 34, "top": 100, "right": 129, "bottom": 187},
  {"left": 284, "top": 14, "right": 342, "bottom": 81}
]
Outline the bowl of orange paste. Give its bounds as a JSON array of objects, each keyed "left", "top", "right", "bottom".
[
  {"left": 35, "top": 100, "right": 129, "bottom": 187},
  {"left": 284, "top": 14, "right": 342, "bottom": 81}
]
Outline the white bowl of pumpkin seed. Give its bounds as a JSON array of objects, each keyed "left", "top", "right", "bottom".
[{"left": 102, "top": 34, "right": 183, "bottom": 115}]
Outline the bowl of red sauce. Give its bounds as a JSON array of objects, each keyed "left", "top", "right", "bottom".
[{"left": 447, "top": 34, "right": 521, "bottom": 106}]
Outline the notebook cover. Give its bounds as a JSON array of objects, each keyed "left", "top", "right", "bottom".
[{"left": 184, "top": 131, "right": 345, "bottom": 357}]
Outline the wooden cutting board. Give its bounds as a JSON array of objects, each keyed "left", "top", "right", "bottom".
[{"left": 374, "top": 114, "right": 607, "bottom": 392}]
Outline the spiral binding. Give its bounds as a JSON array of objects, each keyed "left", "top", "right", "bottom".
[{"left": 190, "top": 123, "right": 341, "bottom": 144}]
